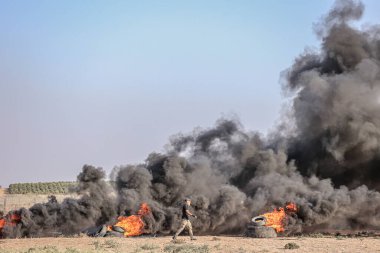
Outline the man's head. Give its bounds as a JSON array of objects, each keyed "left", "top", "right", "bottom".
[{"left": 184, "top": 197, "right": 191, "bottom": 205}]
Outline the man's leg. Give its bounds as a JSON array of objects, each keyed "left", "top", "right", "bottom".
[
  {"left": 173, "top": 220, "right": 187, "bottom": 239},
  {"left": 186, "top": 220, "right": 195, "bottom": 240}
]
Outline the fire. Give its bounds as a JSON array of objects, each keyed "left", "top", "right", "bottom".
[
  {"left": 108, "top": 203, "right": 151, "bottom": 237},
  {"left": 285, "top": 202, "right": 297, "bottom": 212},
  {"left": 137, "top": 203, "right": 150, "bottom": 216},
  {"left": 0, "top": 218, "right": 5, "bottom": 231},
  {"left": 261, "top": 202, "right": 297, "bottom": 233},
  {"left": 0, "top": 213, "right": 21, "bottom": 234}
]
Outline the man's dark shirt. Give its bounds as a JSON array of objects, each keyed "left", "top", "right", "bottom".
[{"left": 182, "top": 204, "right": 190, "bottom": 220}]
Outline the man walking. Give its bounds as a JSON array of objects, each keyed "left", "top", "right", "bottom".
[{"left": 173, "top": 198, "right": 197, "bottom": 240}]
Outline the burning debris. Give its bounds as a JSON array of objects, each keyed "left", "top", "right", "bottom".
[
  {"left": 107, "top": 203, "right": 151, "bottom": 237},
  {"left": 246, "top": 203, "right": 298, "bottom": 237},
  {"left": 0, "top": 212, "right": 21, "bottom": 238},
  {"left": 3, "top": 0, "right": 380, "bottom": 239},
  {"left": 85, "top": 203, "right": 152, "bottom": 238},
  {"left": 261, "top": 202, "right": 298, "bottom": 233}
]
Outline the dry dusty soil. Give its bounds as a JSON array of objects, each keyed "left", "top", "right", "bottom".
[{"left": 1, "top": 235, "right": 380, "bottom": 253}]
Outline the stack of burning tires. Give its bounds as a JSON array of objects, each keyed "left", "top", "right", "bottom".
[{"left": 245, "top": 216, "right": 277, "bottom": 238}]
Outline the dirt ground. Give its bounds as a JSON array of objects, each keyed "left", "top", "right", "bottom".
[{"left": 1, "top": 235, "right": 380, "bottom": 253}]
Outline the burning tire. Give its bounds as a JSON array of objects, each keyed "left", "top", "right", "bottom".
[
  {"left": 111, "top": 226, "right": 125, "bottom": 233},
  {"left": 245, "top": 226, "right": 277, "bottom": 238},
  {"left": 251, "top": 216, "right": 267, "bottom": 226},
  {"left": 105, "top": 230, "right": 125, "bottom": 237}
]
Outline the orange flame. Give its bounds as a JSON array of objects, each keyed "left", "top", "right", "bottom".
[
  {"left": 10, "top": 214, "right": 21, "bottom": 223},
  {"left": 137, "top": 203, "right": 150, "bottom": 216},
  {"left": 285, "top": 202, "right": 297, "bottom": 212},
  {"left": 0, "top": 219, "right": 5, "bottom": 231},
  {"left": 0, "top": 213, "right": 21, "bottom": 234},
  {"left": 261, "top": 202, "right": 297, "bottom": 233},
  {"left": 108, "top": 203, "right": 151, "bottom": 237}
]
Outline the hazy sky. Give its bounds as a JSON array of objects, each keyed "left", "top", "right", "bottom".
[{"left": 1, "top": 0, "right": 380, "bottom": 187}]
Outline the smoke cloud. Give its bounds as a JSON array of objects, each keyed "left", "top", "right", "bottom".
[{"left": 3, "top": 0, "right": 380, "bottom": 237}]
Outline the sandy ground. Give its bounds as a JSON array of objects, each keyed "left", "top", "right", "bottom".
[{"left": 1, "top": 236, "right": 380, "bottom": 253}]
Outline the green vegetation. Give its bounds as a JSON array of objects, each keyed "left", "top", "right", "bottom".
[
  {"left": 139, "top": 244, "right": 159, "bottom": 250},
  {"left": 284, "top": 242, "right": 300, "bottom": 250},
  {"left": 8, "top": 182, "right": 76, "bottom": 195},
  {"left": 336, "top": 235, "right": 346, "bottom": 240},
  {"left": 132, "top": 243, "right": 160, "bottom": 253},
  {"left": 0, "top": 247, "right": 120, "bottom": 253},
  {"left": 24, "top": 246, "right": 58, "bottom": 253},
  {"left": 164, "top": 244, "right": 209, "bottom": 253},
  {"left": 90, "top": 239, "right": 120, "bottom": 251},
  {"left": 171, "top": 239, "right": 186, "bottom": 244},
  {"left": 63, "top": 249, "right": 81, "bottom": 253},
  {"left": 307, "top": 233, "right": 324, "bottom": 238}
]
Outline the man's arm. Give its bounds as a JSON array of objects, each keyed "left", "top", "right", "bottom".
[{"left": 186, "top": 208, "right": 196, "bottom": 218}]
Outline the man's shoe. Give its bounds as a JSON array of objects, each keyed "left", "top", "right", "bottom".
[
  {"left": 191, "top": 238, "right": 197, "bottom": 240},
  {"left": 172, "top": 236, "right": 176, "bottom": 240}
]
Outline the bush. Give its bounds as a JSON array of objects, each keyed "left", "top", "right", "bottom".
[{"left": 284, "top": 242, "right": 300, "bottom": 250}]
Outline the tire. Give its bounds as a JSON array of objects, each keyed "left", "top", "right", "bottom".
[
  {"left": 105, "top": 230, "right": 125, "bottom": 237},
  {"left": 96, "top": 225, "right": 108, "bottom": 237},
  {"left": 112, "top": 226, "right": 125, "bottom": 233},
  {"left": 251, "top": 216, "right": 267, "bottom": 226},
  {"left": 245, "top": 226, "right": 277, "bottom": 238},
  {"left": 85, "top": 225, "right": 107, "bottom": 237}
]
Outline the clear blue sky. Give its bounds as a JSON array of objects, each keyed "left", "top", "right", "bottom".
[{"left": 1, "top": 0, "right": 379, "bottom": 186}]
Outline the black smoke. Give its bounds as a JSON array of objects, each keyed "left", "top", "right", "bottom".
[
  {"left": 285, "top": 0, "right": 380, "bottom": 190},
  {"left": 3, "top": 0, "right": 380, "bottom": 238},
  {"left": 2, "top": 165, "right": 117, "bottom": 238}
]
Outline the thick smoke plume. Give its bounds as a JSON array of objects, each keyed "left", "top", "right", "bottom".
[
  {"left": 3, "top": 0, "right": 380, "bottom": 238},
  {"left": 3, "top": 166, "right": 117, "bottom": 237}
]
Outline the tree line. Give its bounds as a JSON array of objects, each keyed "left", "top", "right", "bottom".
[{"left": 8, "top": 182, "right": 76, "bottom": 194}]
